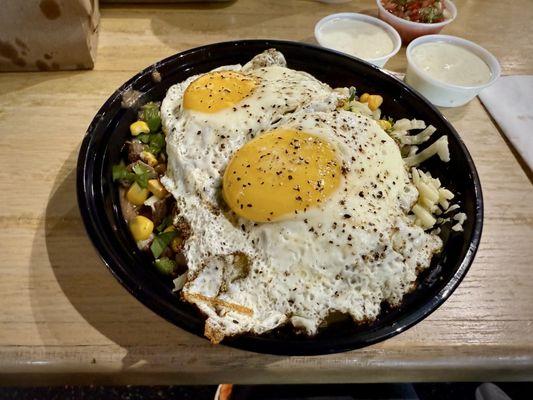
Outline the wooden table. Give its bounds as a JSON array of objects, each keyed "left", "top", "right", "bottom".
[{"left": 0, "top": 0, "right": 532, "bottom": 385}]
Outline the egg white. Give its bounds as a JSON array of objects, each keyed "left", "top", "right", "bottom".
[{"left": 162, "top": 70, "right": 442, "bottom": 343}]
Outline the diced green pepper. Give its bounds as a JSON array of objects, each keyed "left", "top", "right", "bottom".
[
  {"left": 156, "top": 215, "right": 173, "bottom": 233},
  {"left": 148, "top": 133, "right": 165, "bottom": 155},
  {"left": 150, "top": 231, "right": 177, "bottom": 259},
  {"left": 132, "top": 161, "right": 156, "bottom": 188},
  {"left": 137, "top": 132, "right": 151, "bottom": 144},
  {"left": 112, "top": 163, "right": 135, "bottom": 183},
  {"left": 154, "top": 257, "right": 177, "bottom": 276},
  {"left": 141, "top": 102, "right": 161, "bottom": 133},
  {"left": 348, "top": 86, "right": 357, "bottom": 102}
]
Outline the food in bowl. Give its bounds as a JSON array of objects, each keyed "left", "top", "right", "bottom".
[
  {"left": 314, "top": 13, "right": 401, "bottom": 67},
  {"left": 381, "top": 0, "right": 451, "bottom": 23},
  {"left": 112, "top": 103, "right": 189, "bottom": 277},
  {"left": 376, "top": 0, "right": 457, "bottom": 43},
  {"left": 113, "top": 49, "right": 466, "bottom": 343}
]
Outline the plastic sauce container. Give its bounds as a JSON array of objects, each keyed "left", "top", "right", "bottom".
[
  {"left": 406, "top": 35, "right": 501, "bottom": 107},
  {"left": 315, "top": 13, "right": 401, "bottom": 68}
]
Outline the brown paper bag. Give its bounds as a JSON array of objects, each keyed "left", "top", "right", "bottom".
[{"left": 0, "top": 0, "right": 99, "bottom": 71}]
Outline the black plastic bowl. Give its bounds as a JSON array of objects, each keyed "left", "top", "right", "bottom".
[{"left": 77, "top": 40, "right": 482, "bottom": 355}]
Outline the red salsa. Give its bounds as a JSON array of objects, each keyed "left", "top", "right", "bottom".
[{"left": 382, "top": 0, "right": 449, "bottom": 23}]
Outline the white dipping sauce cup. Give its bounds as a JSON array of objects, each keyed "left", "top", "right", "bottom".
[
  {"left": 315, "top": 13, "right": 401, "bottom": 68},
  {"left": 406, "top": 35, "right": 501, "bottom": 107}
]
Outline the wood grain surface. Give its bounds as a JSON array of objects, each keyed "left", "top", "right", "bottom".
[{"left": 0, "top": 0, "right": 532, "bottom": 385}]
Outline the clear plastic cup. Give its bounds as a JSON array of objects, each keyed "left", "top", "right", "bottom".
[{"left": 376, "top": 0, "right": 457, "bottom": 44}]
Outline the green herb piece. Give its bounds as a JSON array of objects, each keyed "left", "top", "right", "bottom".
[
  {"left": 150, "top": 231, "right": 177, "bottom": 259},
  {"left": 348, "top": 86, "right": 357, "bottom": 102},
  {"left": 137, "top": 132, "right": 151, "bottom": 144},
  {"left": 148, "top": 133, "right": 165, "bottom": 155},
  {"left": 156, "top": 215, "right": 173, "bottom": 232},
  {"left": 154, "top": 257, "right": 177, "bottom": 276},
  {"left": 141, "top": 102, "right": 161, "bottom": 133},
  {"left": 112, "top": 161, "right": 156, "bottom": 188},
  {"left": 426, "top": 6, "right": 443, "bottom": 23},
  {"left": 112, "top": 164, "right": 135, "bottom": 183},
  {"left": 132, "top": 161, "right": 155, "bottom": 188}
]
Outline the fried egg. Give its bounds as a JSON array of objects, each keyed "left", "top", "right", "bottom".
[
  {"left": 161, "top": 51, "right": 341, "bottom": 210},
  {"left": 160, "top": 50, "right": 442, "bottom": 343}
]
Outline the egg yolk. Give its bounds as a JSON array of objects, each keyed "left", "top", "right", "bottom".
[
  {"left": 183, "top": 71, "right": 257, "bottom": 113},
  {"left": 223, "top": 129, "right": 342, "bottom": 222}
]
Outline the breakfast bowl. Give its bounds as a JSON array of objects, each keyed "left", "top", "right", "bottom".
[
  {"left": 314, "top": 13, "right": 401, "bottom": 67},
  {"left": 77, "top": 40, "right": 482, "bottom": 355},
  {"left": 376, "top": 0, "right": 457, "bottom": 43},
  {"left": 406, "top": 35, "right": 501, "bottom": 107}
]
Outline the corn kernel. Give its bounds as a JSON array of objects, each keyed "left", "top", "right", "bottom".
[
  {"left": 378, "top": 119, "right": 392, "bottom": 131},
  {"left": 130, "top": 121, "right": 150, "bottom": 136},
  {"left": 367, "top": 95, "right": 383, "bottom": 111},
  {"left": 126, "top": 182, "right": 149, "bottom": 206},
  {"left": 148, "top": 179, "right": 168, "bottom": 199},
  {"left": 171, "top": 236, "right": 183, "bottom": 252},
  {"left": 359, "top": 93, "right": 370, "bottom": 103},
  {"left": 129, "top": 215, "right": 154, "bottom": 241},
  {"left": 140, "top": 151, "right": 158, "bottom": 167}
]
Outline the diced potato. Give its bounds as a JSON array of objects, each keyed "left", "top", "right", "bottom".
[
  {"left": 148, "top": 179, "right": 168, "bottom": 199},
  {"left": 127, "top": 182, "right": 149, "bottom": 205},
  {"left": 140, "top": 151, "right": 158, "bottom": 167},
  {"left": 129, "top": 215, "right": 154, "bottom": 241}
]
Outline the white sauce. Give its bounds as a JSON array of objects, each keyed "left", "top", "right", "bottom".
[
  {"left": 319, "top": 18, "right": 394, "bottom": 59},
  {"left": 411, "top": 42, "right": 492, "bottom": 86}
]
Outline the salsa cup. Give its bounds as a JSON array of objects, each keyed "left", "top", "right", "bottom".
[{"left": 376, "top": 0, "right": 457, "bottom": 43}]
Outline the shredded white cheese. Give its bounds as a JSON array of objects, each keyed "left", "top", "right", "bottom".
[
  {"left": 452, "top": 212, "right": 468, "bottom": 231},
  {"left": 144, "top": 195, "right": 159, "bottom": 211},
  {"left": 137, "top": 234, "right": 154, "bottom": 250},
  {"left": 345, "top": 93, "right": 463, "bottom": 233},
  {"left": 404, "top": 136, "right": 450, "bottom": 166},
  {"left": 446, "top": 204, "right": 461, "bottom": 213},
  {"left": 409, "top": 167, "right": 457, "bottom": 230},
  {"left": 401, "top": 125, "right": 436, "bottom": 145},
  {"left": 173, "top": 273, "right": 187, "bottom": 292}
]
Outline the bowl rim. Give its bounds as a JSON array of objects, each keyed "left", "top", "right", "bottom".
[
  {"left": 314, "top": 12, "right": 402, "bottom": 65},
  {"left": 77, "top": 39, "right": 483, "bottom": 355},
  {"left": 376, "top": 0, "right": 457, "bottom": 28},
  {"left": 406, "top": 34, "right": 501, "bottom": 91}
]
